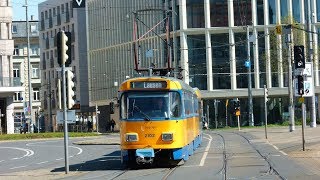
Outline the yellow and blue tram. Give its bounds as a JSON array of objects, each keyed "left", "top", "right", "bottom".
[{"left": 118, "top": 76, "right": 202, "bottom": 165}]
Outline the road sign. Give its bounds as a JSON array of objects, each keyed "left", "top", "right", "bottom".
[
  {"left": 73, "top": 0, "right": 85, "bottom": 8},
  {"left": 294, "top": 76, "right": 314, "bottom": 97},
  {"left": 303, "top": 63, "right": 312, "bottom": 76},
  {"left": 235, "top": 109, "right": 241, "bottom": 116},
  {"left": 275, "top": 25, "right": 282, "bottom": 35},
  {"left": 57, "top": 110, "right": 76, "bottom": 124},
  {"left": 244, "top": 60, "right": 251, "bottom": 68}
]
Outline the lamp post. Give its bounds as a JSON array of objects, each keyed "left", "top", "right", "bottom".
[{"left": 23, "top": 0, "right": 33, "bottom": 132}]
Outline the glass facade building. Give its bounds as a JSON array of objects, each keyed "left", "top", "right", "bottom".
[{"left": 88, "top": 0, "right": 320, "bottom": 126}]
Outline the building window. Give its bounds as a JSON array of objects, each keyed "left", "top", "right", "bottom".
[
  {"left": 13, "top": 46, "right": 19, "bottom": 56},
  {"left": 32, "top": 64, "right": 40, "bottom": 78},
  {"left": 61, "top": 4, "right": 65, "bottom": 13},
  {"left": 12, "top": 25, "right": 17, "bottom": 33},
  {"left": 14, "top": 92, "right": 23, "bottom": 101},
  {"left": 33, "top": 88, "right": 40, "bottom": 101},
  {"left": 13, "top": 64, "right": 20, "bottom": 77},
  {"left": 31, "top": 47, "right": 39, "bottom": 55},
  {"left": 30, "top": 24, "right": 38, "bottom": 34}
]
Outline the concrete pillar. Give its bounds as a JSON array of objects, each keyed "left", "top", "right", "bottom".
[
  {"left": 275, "top": 0, "right": 284, "bottom": 87},
  {"left": 252, "top": 0, "right": 260, "bottom": 88},
  {"left": 311, "top": 0, "right": 319, "bottom": 86},
  {"left": 204, "top": 0, "right": 213, "bottom": 91},
  {"left": 179, "top": 0, "right": 189, "bottom": 84},
  {"left": 263, "top": 0, "right": 272, "bottom": 88},
  {"left": 228, "top": 0, "right": 237, "bottom": 90},
  {"left": 6, "top": 97, "right": 14, "bottom": 134}
]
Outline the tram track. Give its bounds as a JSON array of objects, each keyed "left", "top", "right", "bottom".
[
  {"left": 109, "top": 163, "right": 179, "bottom": 180},
  {"left": 211, "top": 131, "right": 286, "bottom": 180}
]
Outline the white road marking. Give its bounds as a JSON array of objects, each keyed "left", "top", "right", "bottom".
[
  {"left": 0, "top": 160, "right": 4, "bottom": 162},
  {"left": 279, "top": 151, "right": 287, "bottom": 155},
  {"left": 36, "top": 161, "right": 49, "bottom": 164},
  {"left": 10, "top": 165, "right": 26, "bottom": 170},
  {"left": 70, "top": 145, "right": 83, "bottom": 155},
  {"left": 99, "top": 159, "right": 120, "bottom": 161},
  {"left": 199, "top": 133, "right": 212, "bottom": 166},
  {"left": 0, "top": 147, "right": 34, "bottom": 160},
  {"left": 27, "top": 141, "right": 83, "bottom": 156},
  {"left": 266, "top": 141, "right": 287, "bottom": 155},
  {"left": 56, "top": 158, "right": 63, "bottom": 161},
  {"left": 181, "top": 165, "right": 200, "bottom": 168}
]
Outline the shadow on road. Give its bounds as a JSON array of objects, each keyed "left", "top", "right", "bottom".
[{"left": 51, "top": 151, "right": 123, "bottom": 172}]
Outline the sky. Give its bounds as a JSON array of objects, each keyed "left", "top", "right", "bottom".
[{"left": 12, "top": 0, "right": 46, "bottom": 21}]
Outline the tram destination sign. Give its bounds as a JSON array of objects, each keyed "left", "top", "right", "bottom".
[{"left": 131, "top": 81, "right": 167, "bottom": 89}]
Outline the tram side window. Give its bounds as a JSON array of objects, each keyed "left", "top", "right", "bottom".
[
  {"left": 184, "top": 92, "right": 193, "bottom": 115},
  {"left": 194, "top": 95, "right": 199, "bottom": 114},
  {"left": 120, "top": 94, "right": 128, "bottom": 119},
  {"left": 170, "top": 92, "right": 181, "bottom": 118}
]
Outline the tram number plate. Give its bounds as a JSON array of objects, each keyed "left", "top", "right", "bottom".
[{"left": 145, "top": 134, "right": 155, "bottom": 138}]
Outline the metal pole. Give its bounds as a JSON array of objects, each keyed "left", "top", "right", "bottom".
[
  {"left": 0, "top": 109, "right": 2, "bottom": 135},
  {"left": 302, "top": 100, "right": 306, "bottom": 151},
  {"left": 24, "top": 0, "right": 33, "bottom": 133},
  {"left": 288, "top": 25, "right": 295, "bottom": 132},
  {"left": 247, "top": 26, "right": 254, "bottom": 126},
  {"left": 214, "top": 100, "right": 218, "bottom": 129},
  {"left": 49, "top": 79, "right": 53, "bottom": 132},
  {"left": 96, "top": 104, "right": 99, "bottom": 133},
  {"left": 264, "top": 85, "right": 268, "bottom": 139},
  {"left": 237, "top": 115, "right": 240, "bottom": 131},
  {"left": 37, "top": 110, "right": 39, "bottom": 133},
  {"left": 306, "top": 0, "right": 316, "bottom": 128},
  {"left": 206, "top": 105, "right": 210, "bottom": 128},
  {"left": 61, "top": 31, "right": 69, "bottom": 174},
  {"left": 225, "top": 100, "right": 228, "bottom": 128}
]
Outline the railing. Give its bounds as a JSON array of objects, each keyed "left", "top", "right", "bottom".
[{"left": 0, "top": 77, "right": 21, "bottom": 87}]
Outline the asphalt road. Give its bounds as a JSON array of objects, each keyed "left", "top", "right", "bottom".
[{"left": 0, "top": 128, "right": 319, "bottom": 180}]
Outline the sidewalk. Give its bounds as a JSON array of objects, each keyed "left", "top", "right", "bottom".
[{"left": 241, "top": 126, "right": 320, "bottom": 176}]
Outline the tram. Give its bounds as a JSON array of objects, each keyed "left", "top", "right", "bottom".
[{"left": 118, "top": 76, "right": 202, "bottom": 166}]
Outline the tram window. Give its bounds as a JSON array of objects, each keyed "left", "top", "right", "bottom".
[
  {"left": 184, "top": 92, "right": 193, "bottom": 115},
  {"left": 170, "top": 92, "right": 181, "bottom": 118},
  {"left": 120, "top": 94, "right": 128, "bottom": 119}
]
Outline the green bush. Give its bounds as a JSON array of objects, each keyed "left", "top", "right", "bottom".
[{"left": 0, "top": 132, "right": 99, "bottom": 141}]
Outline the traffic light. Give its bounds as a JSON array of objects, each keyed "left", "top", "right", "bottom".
[
  {"left": 66, "top": 70, "right": 76, "bottom": 109},
  {"left": 110, "top": 102, "right": 115, "bottom": 114},
  {"left": 57, "top": 31, "right": 72, "bottom": 67},
  {"left": 294, "top": 46, "right": 305, "bottom": 69},
  {"left": 233, "top": 100, "right": 240, "bottom": 110},
  {"left": 297, "top": 75, "right": 304, "bottom": 95}
]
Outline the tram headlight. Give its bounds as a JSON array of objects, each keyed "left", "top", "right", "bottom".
[
  {"left": 125, "top": 133, "right": 138, "bottom": 142},
  {"left": 161, "top": 132, "right": 173, "bottom": 141}
]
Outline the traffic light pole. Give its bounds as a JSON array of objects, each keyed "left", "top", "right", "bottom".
[
  {"left": 62, "top": 58, "right": 69, "bottom": 174},
  {"left": 247, "top": 26, "right": 254, "bottom": 127},
  {"left": 58, "top": 31, "right": 70, "bottom": 174},
  {"left": 306, "top": 0, "right": 316, "bottom": 128},
  {"left": 287, "top": 26, "right": 295, "bottom": 132},
  {"left": 264, "top": 85, "right": 268, "bottom": 139}
]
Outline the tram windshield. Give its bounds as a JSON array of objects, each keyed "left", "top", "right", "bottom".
[{"left": 120, "top": 92, "right": 181, "bottom": 120}]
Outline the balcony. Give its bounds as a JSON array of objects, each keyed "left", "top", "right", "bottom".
[{"left": 0, "top": 77, "right": 24, "bottom": 93}]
